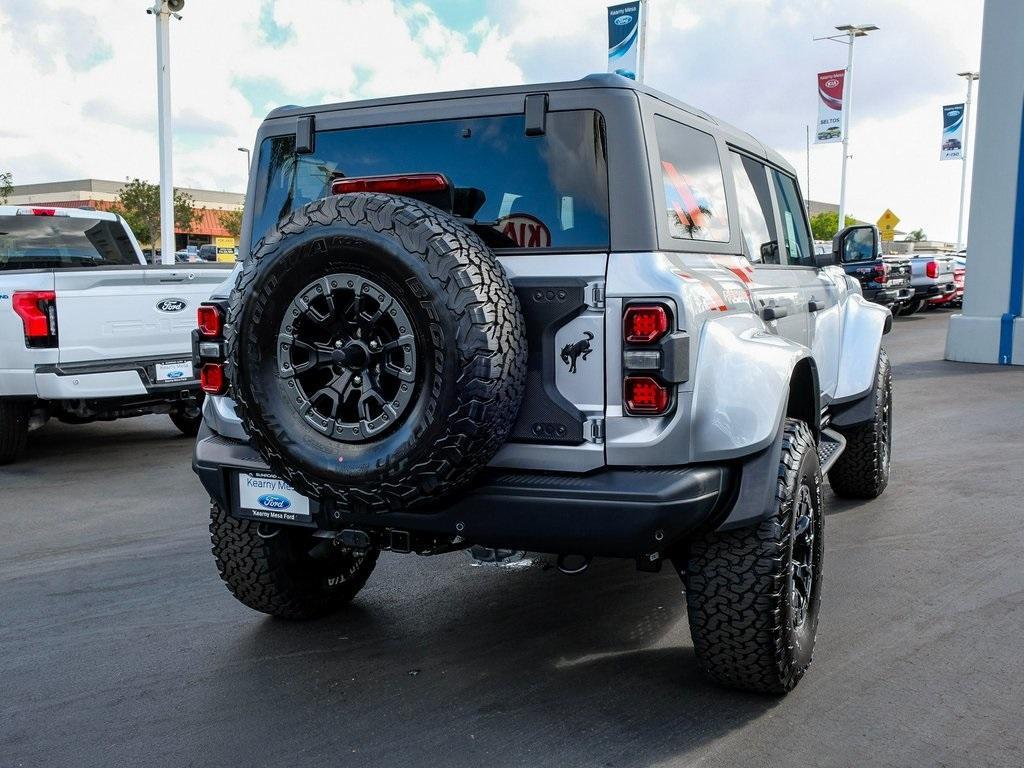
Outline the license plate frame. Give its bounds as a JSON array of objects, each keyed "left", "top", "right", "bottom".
[
  {"left": 155, "top": 359, "right": 194, "bottom": 383},
  {"left": 234, "top": 472, "right": 316, "bottom": 527}
]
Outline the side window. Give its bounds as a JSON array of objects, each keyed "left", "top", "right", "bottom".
[
  {"left": 729, "top": 152, "right": 778, "bottom": 264},
  {"left": 654, "top": 116, "right": 730, "bottom": 243},
  {"left": 771, "top": 170, "right": 814, "bottom": 267}
]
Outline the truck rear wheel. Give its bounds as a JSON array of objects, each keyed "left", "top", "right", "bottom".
[
  {"left": 0, "top": 400, "right": 30, "bottom": 465},
  {"left": 225, "top": 192, "right": 527, "bottom": 513},
  {"left": 209, "top": 501, "right": 378, "bottom": 619},
  {"left": 169, "top": 397, "right": 203, "bottom": 437},
  {"left": 828, "top": 349, "right": 892, "bottom": 499},
  {"left": 681, "top": 419, "right": 823, "bottom": 694}
]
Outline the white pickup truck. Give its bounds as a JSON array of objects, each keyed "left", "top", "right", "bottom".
[{"left": 0, "top": 205, "right": 233, "bottom": 463}]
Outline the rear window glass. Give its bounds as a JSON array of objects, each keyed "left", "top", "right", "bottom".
[
  {"left": 0, "top": 214, "right": 138, "bottom": 271},
  {"left": 654, "top": 116, "right": 730, "bottom": 243},
  {"left": 251, "top": 111, "right": 609, "bottom": 252}
]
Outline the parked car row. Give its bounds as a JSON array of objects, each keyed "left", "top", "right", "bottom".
[{"left": 0, "top": 205, "right": 233, "bottom": 463}]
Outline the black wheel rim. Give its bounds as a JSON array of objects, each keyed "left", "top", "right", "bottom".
[
  {"left": 277, "top": 273, "right": 417, "bottom": 443},
  {"left": 791, "top": 483, "right": 816, "bottom": 629}
]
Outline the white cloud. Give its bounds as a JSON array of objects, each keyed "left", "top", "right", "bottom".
[{"left": 0, "top": 0, "right": 983, "bottom": 240}]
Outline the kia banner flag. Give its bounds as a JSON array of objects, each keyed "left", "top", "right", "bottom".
[
  {"left": 940, "top": 103, "right": 965, "bottom": 160},
  {"left": 608, "top": 2, "right": 646, "bottom": 81},
  {"left": 815, "top": 69, "right": 846, "bottom": 144}
]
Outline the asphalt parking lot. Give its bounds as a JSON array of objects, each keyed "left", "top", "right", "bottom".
[{"left": 2, "top": 309, "right": 1022, "bottom": 768}]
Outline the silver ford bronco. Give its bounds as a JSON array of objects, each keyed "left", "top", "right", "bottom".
[{"left": 192, "top": 74, "right": 893, "bottom": 694}]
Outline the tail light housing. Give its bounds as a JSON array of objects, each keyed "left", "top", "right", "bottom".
[
  {"left": 13, "top": 291, "right": 58, "bottom": 348},
  {"left": 331, "top": 173, "right": 454, "bottom": 211},
  {"left": 624, "top": 376, "right": 670, "bottom": 415},
  {"left": 192, "top": 301, "right": 228, "bottom": 394},
  {"left": 624, "top": 304, "right": 669, "bottom": 343},
  {"left": 874, "top": 262, "right": 889, "bottom": 284},
  {"left": 926, "top": 260, "right": 939, "bottom": 279}
]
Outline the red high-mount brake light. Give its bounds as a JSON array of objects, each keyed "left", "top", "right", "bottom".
[
  {"left": 926, "top": 260, "right": 939, "bottom": 279},
  {"left": 200, "top": 363, "right": 227, "bottom": 395},
  {"left": 13, "top": 291, "right": 57, "bottom": 345},
  {"left": 197, "top": 303, "right": 224, "bottom": 338},
  {"left": 624, "top": 305, "right": 669, "bottom": 344},
  {"left": 624, "top": 376, "right": 670, "bottom": 415},
  {"left": 331, "top": 173, "right": 449, "bottom": 196}
]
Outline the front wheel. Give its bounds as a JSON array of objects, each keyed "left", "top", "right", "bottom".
[
  {"left": 209, "top": 502, "right": 378, "bottom": 619},
  {"left": 828, "top": 349, "right": 892, "bottom": 499},
  {"left": 681, "top": 419, "right": 824, "bottom": 694}
]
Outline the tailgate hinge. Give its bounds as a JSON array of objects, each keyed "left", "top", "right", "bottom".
[
  {"left": 586, "top": 281, "right": 605, "bottom": 310},
  {"left": 584, "top": 417, "right": 605, "bottom": 444}
]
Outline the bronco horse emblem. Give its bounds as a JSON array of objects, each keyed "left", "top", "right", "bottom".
[{"left": 560, "top": 331, "right": 594, "bottom": 374}]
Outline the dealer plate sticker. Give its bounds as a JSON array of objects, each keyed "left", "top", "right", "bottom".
[
  {"left": 237, "top": 473, "right": 312, "bottom": 524},
  {"left": 156, "top": 360, "right": 194, "bottom": 383}
]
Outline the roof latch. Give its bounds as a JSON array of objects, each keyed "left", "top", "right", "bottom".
[
  {"left": 295, "top": 114, "right": 315, "bottom": 154},
  {"left": 524, "top": 93, "right": 548, "bottom": 136}
]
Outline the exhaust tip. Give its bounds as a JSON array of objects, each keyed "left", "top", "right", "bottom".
[{"left": 556, "top": 554, "right": 592, "bottom": 575}]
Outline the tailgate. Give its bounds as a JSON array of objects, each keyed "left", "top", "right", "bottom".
[{"left": 54, "top": 266, "right": 232, "bottom": 363}]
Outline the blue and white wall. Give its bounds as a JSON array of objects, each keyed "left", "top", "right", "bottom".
[{"left": 946, "top": 0, "right": 1024, "bottom": 365}]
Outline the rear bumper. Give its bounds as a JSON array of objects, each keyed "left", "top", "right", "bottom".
[
  {"left": 865, "top": 285, "right": 914, "bottom": 305},
  {"left": 193, "top": 427, "right": 735, "bottom": 558},
  {"left": 34, "top": 355, "right": 199, "bottom": 400}
]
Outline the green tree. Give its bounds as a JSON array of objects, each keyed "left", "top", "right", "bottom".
[
  {"left": 906, "top": 228, "right": 927, "bottom": 242},
  {"left": 809, "top": 211, "right": 857, "bottom": 241},
  {"left": 0, "top": 171, "right": 12, "bottom": 204},
  {"left": 218, "top": 200, "right": 244, "bottom": 239},
  {"left": 111, "top": 178, "right": 200, "bottom": 251}
]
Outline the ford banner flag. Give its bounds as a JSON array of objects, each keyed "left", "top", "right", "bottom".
[
  {"left": 815, "top": 69, "right": 846, "bottom": 144},
  {"left": 607, "top": 2, "right": 646, "bottom": 82},
  {"left": 940, "top": 103, "right": 965, "bottom": 160}
]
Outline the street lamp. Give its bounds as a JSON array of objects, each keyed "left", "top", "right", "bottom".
[
  {"left": 816, "top": 23, "right": 878, "bottom": 230},
  {"left": 146, "top": 0, "right": 185, "bottom": 265},
  {"left": 237, "top": 147, "right": 251, "bottom": 180},
  {"left": 955, "top": 71, "right": 980, "bottom": 252}
]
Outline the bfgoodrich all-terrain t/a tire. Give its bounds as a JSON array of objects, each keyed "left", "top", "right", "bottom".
[
  {"left": 828, "top": 349, "right": 892, "bottom": 499},
  {"left": 226, "top": 192, "right": 527, "bottom": 514},
  {"left": 210, "top": 501, "right": 378, "bottom": 619},
  {"left": 681, "top": 419, "right": 824, "bottom": 695}
]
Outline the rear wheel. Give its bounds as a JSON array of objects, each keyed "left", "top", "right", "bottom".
[
  {"left": 169, "top": 398, "right": 203, "bottom": 436},
  {"left": 828, "top": 349, "right": 892, "bottom": 499},
  {"left": 0, "top": 400, "right": 30, "bottom": 465},
  {"left": 209, "top": 501, "right": 378, "bottom": 619},
  {"left": 681, "top": 419, "right": 824, "bottom": 694}
]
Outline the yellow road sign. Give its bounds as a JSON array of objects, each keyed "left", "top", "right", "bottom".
[{"left": 877, "top": 209, "right": 900, "bottom": 241}]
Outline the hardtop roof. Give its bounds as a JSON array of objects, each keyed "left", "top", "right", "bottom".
[{"left": 264, "top": 73, "right": 797, "bottom": 177}]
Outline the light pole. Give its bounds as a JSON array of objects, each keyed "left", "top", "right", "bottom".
[
  {"left": 147, "top": 0, "right": 184, "bottom": 265},
  {"left": 237, "top": 147, "right": 251, "bottom": 180},
  {"left": 955, "top": 71, "right": 979, "bottom": 252},
  {"left": 816, "top": 23, "right": 878, "bottom": 230}
]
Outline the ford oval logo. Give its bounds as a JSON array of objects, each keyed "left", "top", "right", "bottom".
[
  {"left": 167, "top": 370, "right": 185, "bottom": 379},
  {"left": 157, "top": 298, "right": 187, "bottom": 313},
  {"left": 614, "top": 13, "right": 633, "bottom": 25},
  {"left": 257, "top": 494, "right": 291, "bottom": 510},
  {"left": 948, "top": 109, "right": 961, "bottom": 116}
]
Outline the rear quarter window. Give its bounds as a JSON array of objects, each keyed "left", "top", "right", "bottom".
[
  {"left": 251, "top": 111, "right": 609, "bottom": 252},
  {"left": 654, "top": 116, "right": 730, "bottom": 243}
]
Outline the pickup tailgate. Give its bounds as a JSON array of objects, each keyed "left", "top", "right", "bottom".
[{"left": 54, "top": 265, "right": 233, "bottom": 363}]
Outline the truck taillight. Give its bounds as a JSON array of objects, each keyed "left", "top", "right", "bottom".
[
  {"left": 874, "top": 262, "right": 889, "bottom": 284},
  {"left": 200, "top": 363, "right": 227, "bottom": 395},
  {"left": 624, "top": 376, "right": 670, "bottom": 415},
  {"left": 926, "top": 260, "right": 939, "bottom": 279},
  {"left": 197, "top": 303, "right": 224, "bottom": 338},
  {"left": 12, "top": 291, "right": 58, "bottom": 348},
  {"left": 624, "top": 305, "right": 669, "bottom": 343},
  {"left": 331, "top": 173, "right": 448, "bottom": 196}
]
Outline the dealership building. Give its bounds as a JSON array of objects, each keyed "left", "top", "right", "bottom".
[{"left": 4, "top": 179, "right": 244, "bottom": 256}]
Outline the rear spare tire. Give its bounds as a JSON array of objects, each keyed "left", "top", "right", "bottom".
[{"left": 226, "top": 193, "right": 527, "bottom": 513}]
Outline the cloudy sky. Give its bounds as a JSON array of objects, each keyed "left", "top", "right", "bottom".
[{"left": 0, "top": 0, "right": 982, "bottom": 241}]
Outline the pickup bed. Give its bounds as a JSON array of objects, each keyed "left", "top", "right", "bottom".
[
  {"left": 899, "top": 253, "right": 957, "bottom": 314},
  {"left": 0, "top": 205, "right": 233, "bottom": 462}
]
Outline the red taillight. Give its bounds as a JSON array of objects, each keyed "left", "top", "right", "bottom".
[
  {"left": 874, "top": 262, "right": 889, "bottom": 284},
  {"left": 624, "top": 376, "right": 670, "bottom": 415},
  {"left": 926, "top": 260, "right": 939, "bottom": 279},
  {"left": 200, "top": 363, "right": 226, "bottom": 395},
  {"left": 331, "top": 173, "right": 449, "bottom": 196},
  {"left": 624, "top": 305, "right": 669, "bottom": 344},
  {"left": 13, "top": 291, "right": 57, "bottom": 346},
  {"left": 197, "top": 303, "right": 224, "bottom": 338},
  {"left": 32, "top": 208, "right": 56, "bottom": 216}
]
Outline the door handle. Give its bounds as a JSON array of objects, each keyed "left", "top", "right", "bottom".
[
  {"left": 808, "top": 299, "right": 823, "bottom": 312},
  {"left": 760, "top": 305, "right": 788, "bottom": 321}
]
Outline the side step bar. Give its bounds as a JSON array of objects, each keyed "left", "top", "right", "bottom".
[{"left": 817, "top": 428, "right": 847, "bottom": 474}]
